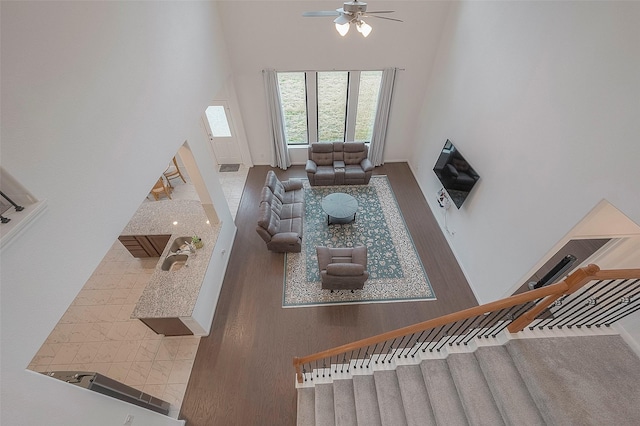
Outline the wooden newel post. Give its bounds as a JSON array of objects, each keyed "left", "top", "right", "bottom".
[
  {"left": 507, "top": 264, "right": 601, "bottom": 333},
  {"left": 294, "top": 357, "right": 303, "bottom": 384}
]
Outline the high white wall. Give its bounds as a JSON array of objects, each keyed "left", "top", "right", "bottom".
[
  {"left": 1, "top": 2, "right": 233, "bottom": 425},
  {"left": 411, "top": 1, "right": 640, "bottom": 303},
  {"left": 216, "top": 1, "right": 451, "bottom": 165}
]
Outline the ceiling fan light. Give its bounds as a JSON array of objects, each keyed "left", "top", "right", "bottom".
[
  {"left": 335, "top": 22, "right": 350, "bottom": 36},
  {"left": 357, "top": 20, "right": 372, "bottom": 37}
]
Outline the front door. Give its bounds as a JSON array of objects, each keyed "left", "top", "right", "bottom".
[{"left": 204, "top": 102, "right": 242, "bottom": 165}]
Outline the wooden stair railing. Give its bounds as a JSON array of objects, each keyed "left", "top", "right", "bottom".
[{"left": 294, "top": 264, "right": 640, "bottom": 384}]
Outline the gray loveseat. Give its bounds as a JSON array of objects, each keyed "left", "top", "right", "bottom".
[
  {"left": 256, "top": 170, "right": 304, "bottom": 253},
  {"left": 305, "top": 142, "right": 374, "bottom": 186}
]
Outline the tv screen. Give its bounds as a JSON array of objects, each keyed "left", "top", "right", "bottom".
[{"left": 433, "top": 140, "right": 480, "bottom": 209}]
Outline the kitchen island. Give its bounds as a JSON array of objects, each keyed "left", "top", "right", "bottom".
[{"left": 121, "top": 199, "right": 221, "bottom": 335}]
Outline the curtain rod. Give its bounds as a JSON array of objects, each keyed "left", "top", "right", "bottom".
[{"left": 262, "top": 68, "right": 405, "bottom": 73}]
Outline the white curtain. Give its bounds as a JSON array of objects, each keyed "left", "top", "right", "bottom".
[
  {"left": 369, "top": 67, "right": 397, "bottom": 167},
  {"left": 262, "top": 69, "right": 291, "bottom": 170}
]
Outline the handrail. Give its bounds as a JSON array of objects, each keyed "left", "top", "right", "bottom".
[{"left": 293, "top": 264, "right": 640, "bottom": 383}]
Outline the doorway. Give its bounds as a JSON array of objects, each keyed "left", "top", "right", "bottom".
[{"left": 204, "top": 103, "right": 242, "bottom": 167}]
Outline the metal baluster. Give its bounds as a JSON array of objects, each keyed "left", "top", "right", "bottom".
[
  {"left": 484, "top": 307, "right": 516, "bottom": 337},
  {"left": 384, "top": 338, "right": 397, "bottom": 363},
  {"left": 402, "top": 333, "right": 417, "bottom": 358},
  {"left": 376, "top": 341, "right": 388, "bottom": 363},
  {"left": 420, "top": 327, "right": 439, "bottom": 351},
  {"left": 535, "top": 282, "right": 599, "bottom": 329},
  {"left": 426, "top": 326, "right": 446, "bottom": 352},
  {"left": 408, "top": 330, "right": 427, "bottom": 357},
  {"left": 462, "top": 311, "right": 500, "bottom": 345},
  {"left": 444, "top": 320, "right": 465, "bottom": 346},
  {"left": 573, "top": 280, "right": 635, "bottom": 327},
  {"left": 449, "top": 317, "right": 475, "bottom": 346},
  {"left": 560, "top": 280, "right": 626, "bottom": 328},
  {"left": 341, "top": 354, "right": 348, "bottom": 373},
  {"left": 367, "top": 343, "right": 379, "bottom": 367},
  {"left": 580, "top": 282, "right": 639, "bottom": 327},
  {"left": 542, "top": 283, "right": 602, "bottom": 329},
  {"left": 586, "top": 297, "right": 636, "bottom": 328},
  {"left": 395, "top": 335, "right": 407, "bottom": 359},
  {"left": 492, "top": 303, "right": 533, "bottom": 336},
  {"left": 604, "top": 301, "right": 640, "bottom": 326},
  {"left": 0, "top": 191, "right": 24, "bottom": 212},
  {"left": 434, "top": 324, "right": 456, "bottom": 352}
]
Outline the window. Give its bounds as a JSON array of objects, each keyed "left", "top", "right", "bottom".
[
  {"left": 276, "top": 70, "right": 383, "bottom": 145},
  {"left": 354, "top": 71, "right": 382, "bottom": 143},
  {"left": 277, "top": 72, "right": 308, "bottom": 145}
]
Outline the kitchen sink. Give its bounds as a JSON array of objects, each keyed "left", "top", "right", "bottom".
[
  {"left": 161, "top": 254, "right": 189, "bottom": 271},
  {"left": 169, "top": 236, "right": 193, "bottom": 254}
]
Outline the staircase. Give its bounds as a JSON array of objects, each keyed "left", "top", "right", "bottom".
[{"left": 296, "top": 334, "right": 640, "bottom": 426}]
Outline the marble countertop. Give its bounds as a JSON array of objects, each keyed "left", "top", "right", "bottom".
[{"left": 125, "top": 200, "right": 221, "bottom": 319}]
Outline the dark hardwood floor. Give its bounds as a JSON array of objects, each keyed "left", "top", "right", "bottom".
[{"left": 179, "top": 162, "right": 478, "bottom": 425}]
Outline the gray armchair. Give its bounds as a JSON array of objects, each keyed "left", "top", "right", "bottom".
[{"left": 316, "top": 246, "right": 369, "bottom": 291}]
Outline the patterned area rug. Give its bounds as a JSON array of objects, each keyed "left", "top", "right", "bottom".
[{"left": 283, "top": 176, "right": 436, "bottom": 307}]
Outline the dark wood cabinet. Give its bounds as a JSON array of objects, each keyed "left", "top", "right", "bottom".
[{"left": 118, "top": 234, "right": 171, "bottom": 258}]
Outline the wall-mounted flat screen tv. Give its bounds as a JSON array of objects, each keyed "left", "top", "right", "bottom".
[{"left": 433, "top": 140, "right": 480, "bottom": 209}]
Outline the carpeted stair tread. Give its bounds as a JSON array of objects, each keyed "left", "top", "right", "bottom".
[
  {"left": 474, "top": 346, "right": 544, "bottom": 426},
  {"left": 446, "top": 353, "right": 505, "bottom": 426},
  {"left": 315, "top": 383, "right": 336, "bottom": 426},
  {"left": 373, "top": 370, "right": 408, "bottom": 426},
  {"left": 396, "top": 364, "right": 437, "bottom": 426},
  {"left": 333, "top": 379, "right": 358, "bottom": 426},
  {"left": 297, "top": 387, "right": 315, "bottom": 426},
  {"left": 352, "top": 375, "right": 382, "bottom": 426},
  {"left": 420, "top": 359, "right": 469, "bottom": 426},
  {"left": 507, "top": 335, "right": 640, "bottom": 426}
]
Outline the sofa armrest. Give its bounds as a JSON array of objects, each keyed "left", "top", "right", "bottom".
[
  {"left": 360, "top": 158, "right": 374, "bottom": 172},
  {"left": 271, "top": 232, "right": 301, "bottom": 244},
  {"left": 282, "top": 179, "right": 303, "bottom": 191},
  {"left": 305, "top": 160, "right": 317, "bottom": 174}
]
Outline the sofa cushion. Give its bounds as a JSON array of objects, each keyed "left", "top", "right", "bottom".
[
  {"left": 326, "top": 263, "right": 365, "bottom": 276},
  {"left": 279, "top": 202, "right": 304, "bottom": 220},
  {"left": 261, "top": 187, "right": 283, "bottom": 215},
  {"left": 310, "top": 143, "right": 334, "bottom": 166},
  {"left": 344, "top": 165, "right": 365, "bottom": 180},
  {"left": 257, "top": 202, "right": 280, "bottom": 236},
  {"left": 315, "top": 165, "right": 335, "bottom": 179},
  {"left": 278, "top": 217, "right": 302, "bottom": 234}
]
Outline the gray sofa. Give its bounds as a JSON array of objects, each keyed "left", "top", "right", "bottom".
[
  {"left": 316, "top": 246, "right": 369, "bottom": 291},
  {"left": 305, "top": 142, "right": 374, "bottom": 186},
  {"left": 256, "top": 170, "right": 304, "bottom": 253}
]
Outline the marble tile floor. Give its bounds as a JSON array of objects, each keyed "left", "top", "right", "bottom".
[{"left": 28, "top": 163, "right": 249, "bottom": 419}]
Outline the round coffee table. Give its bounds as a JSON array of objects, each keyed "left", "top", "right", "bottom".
[{"left": 321, "top": 193, "right": 358, "bottom": 225}]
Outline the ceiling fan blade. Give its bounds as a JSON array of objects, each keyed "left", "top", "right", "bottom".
[
  {"left": 368, "top": 15, "right": 403, "bottom": 22},
  {"left": 303, "top": 11, "right": 341, "bottom": 17}
]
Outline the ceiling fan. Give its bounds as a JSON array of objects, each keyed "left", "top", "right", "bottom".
[{"left": 303, "top": 1, "right": 402, "bottom": 37}]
